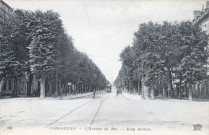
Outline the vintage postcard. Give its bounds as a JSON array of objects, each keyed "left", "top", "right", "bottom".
[{"left": 0, "top": 0, "right": 209, "bottom": 135}]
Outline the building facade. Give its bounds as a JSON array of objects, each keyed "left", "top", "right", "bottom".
[
  {"left": 0, "top": 0, "right": 13, "bottom": 24},
  {"left": 193, "top": 1, "right": 209, "bottom": 32},
  {"left": 192, "top": 1, "right": 209, "bottom": 98},
  {"left": 193, "top": 1, "right": 209, "bottom": 74},
  {"left": 0, "top": 0, "right": 15, "bottom": 96}
]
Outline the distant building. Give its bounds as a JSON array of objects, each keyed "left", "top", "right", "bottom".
[
  {"left": 0, "top": 0, "right": 14, "bottom": 96},
  {"left": 193, "top": 1, "right": 209, "bottom": 74},
  {"left": 0, "top": 0, "right": 13, "bottom": 24}
]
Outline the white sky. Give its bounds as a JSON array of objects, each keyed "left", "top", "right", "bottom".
[{"left": 4, "top": 0, "right": 206, "bottom": 83}]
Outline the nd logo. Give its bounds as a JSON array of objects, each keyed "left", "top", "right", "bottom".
[{"left": 193, "top": 124, "right": 202, "bottom": 131}]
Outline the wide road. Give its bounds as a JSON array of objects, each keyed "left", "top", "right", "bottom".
[
  {"left": 42, "top": 89, "right": 209, "bottom": 132},
  {"left": 46, "top": 90, "right": 131, "bottom": 128},
  {"left": 1, "top": 89, "right": 209, "bottom": 135}
]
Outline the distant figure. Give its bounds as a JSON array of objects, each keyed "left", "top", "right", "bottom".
[
  {"left": 117, "top": 89, "right": 122, "bottom": 96},
  {"left": 116, "top": 89, "right": 119, "bottom": 96},
  {"left": 93, "top": 89, "right": 96, "bottom": 99}
]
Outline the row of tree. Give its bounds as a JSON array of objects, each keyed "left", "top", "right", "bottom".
[
  {"left": 0, "top": 9, "right": 109, "bottom": 98},
  {"left": 114, "top": 21, "right": 209, "bottom": 100}
]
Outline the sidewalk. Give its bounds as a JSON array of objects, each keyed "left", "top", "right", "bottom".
[
  {"left": 122, "top": 92, "right": 209, "bottom": 102},
  {"left": 60, "top": 92, "right": 94, "bottom": 100},
  {"left": 53, "top": 90, "right": 106, "bottom": 100},
  {"left": 122, "top": 92, "right": 188, "bottom": 102},
  {"left": 0, "top": 90, "right": 106, "bottom": 100},
  {"left": 122, "top": 92, "right": 142, "bottom": 101}
]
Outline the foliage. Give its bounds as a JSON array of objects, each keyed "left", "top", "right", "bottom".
[
  {"left": 0, "top": 9, "right": 108, "bottom": 96},
  {"left": 114, "top": 21, "right": 208, "bottom": 99}
]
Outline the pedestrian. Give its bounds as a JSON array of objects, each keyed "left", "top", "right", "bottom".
[{"left": 93, "top": 89, "right": 96, "bottom": 99}]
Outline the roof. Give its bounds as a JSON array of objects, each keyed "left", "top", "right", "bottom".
[
  {"left": 193, "top": 11, "right": 209, "bottom": 26},
  {"left": 1, "top": 0, "right": 13, "bottom": 11}
]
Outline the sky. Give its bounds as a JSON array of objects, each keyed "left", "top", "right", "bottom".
[{"left": 4, "top": 0, "right": 206, "bottom": 83}]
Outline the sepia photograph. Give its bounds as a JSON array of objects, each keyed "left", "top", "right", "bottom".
[{"left": 0, "top": 0, "right": 209, "bottom": 135}]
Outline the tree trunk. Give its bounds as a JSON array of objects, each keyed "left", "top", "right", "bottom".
[
  {"left": 141, "top": 80, "right": 149, "bottom": 100},
  {"left": 138, "top": 80, "right": 141, "bottom": 95},
  {"left": 40, "top": 76, "right": 46, "bottom": 98},
  {"left": 150, "top": 86, "right": 155, "bottom": 100},
  {"left": 0, "top": 77, "right": 5, "bottom": 95},
  {"left": 205, "top": 80, "right": 209, "bottom": 97},
  {"left": 72, "top": 84, "right": 75, "bottom": 94},
  {"left": 60, "top": 84, "right": 64, "bottom": 99},
  {"left": 74, "top": 84, "right": 77, "bottom": 94},
  {"left": 163, "top": 88, "right": 166, "bottom": 98},
  {"left": 167, "top": 67, "right": 174, "bottom": 98},
  {"left": 83, "top": 85, "right": 85, "bottom": 93},
  {"left": 189, "top": 83, "right": 193, "bottom": 101},
  {"left": 6, "top": 78, "right": 9, "bottom": 91},
  {"left": 179, "top": 73, "right": 182, "bottom": 96},
  {"left": 193, "top": 83, "right": 197, "bottom": 98},
  {"left": 32, "top": 75, "right": 39, "bottom": 96},
  {"left": 158, "top": 82, "right": 163, "bottom": 97},
  {"left": 14, "top": 79, "right": 18, "bottom": 97},
  {"left": 127, "top": 83, "right": 130, "bottom": 93},
  {"left": 27, "top": 74, "right": 33, "bottom": 97},
  {"left": 49, "top": 81, "right": 53, "bottom": 96},
  {"left": 55, "top": 69, "right": 58, "bottom": 95},
  {"left": 197, "top": 82, "right": 200, "bottom": 97},
  {"left": 203, "top": 81, "right": 207, "bottom": 97}
]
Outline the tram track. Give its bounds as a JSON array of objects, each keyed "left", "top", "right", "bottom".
[
  {"left": 44, "top": 99, "right": 93, "bottom": 129},
  {"left": 43, "top": 93, "right": 110, "bottom": 129},
  {"left": 88, "top": 94, "right": 109, "bottom": 127}
]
